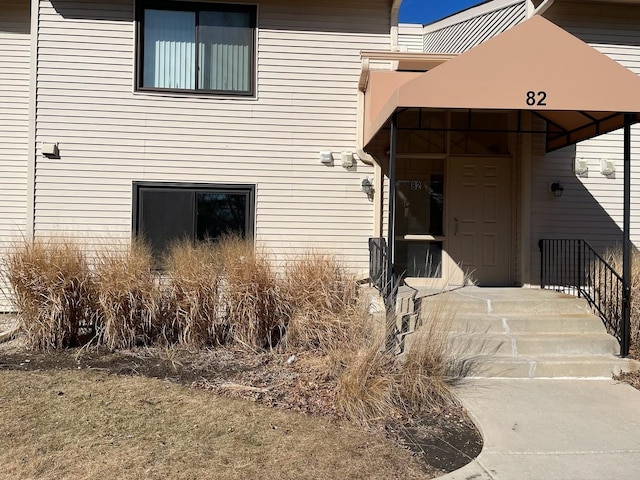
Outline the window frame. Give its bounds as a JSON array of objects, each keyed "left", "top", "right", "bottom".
[
  {"left": 132, "top": 182, "right": 256, "bottom": 254},
  {"left": 135, "top": 0, "right": 257, "bottom": 97}
]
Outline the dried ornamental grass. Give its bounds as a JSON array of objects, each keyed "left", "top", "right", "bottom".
[
  {"left": 397, "top": 306, "right": 457, "bottom": 413},
  {"left": 216, "top": 235, "right": 288, "bottom": 349},
  {"left": 283, "top": 252, "right": 360, "bottom": 352},
  {"left": 5, "top": 238, "right": 94, "bottom": 350},
  {"left": 94, "top": 241, "right": 161, "bottom": 350},
  {"left": 335, "top": 352, "right": 398, "bottom": 424},
  {"left": 335, "top": 300, "right": 458, "bottom": 424},
  {"left": 165, "top": 240, "right": 224, "bottom": 348},
  {"left": 601, "top": 247, "right": 640, "bottom": 350}
]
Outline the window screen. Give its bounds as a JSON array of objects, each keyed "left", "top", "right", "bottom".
[{"left": 134, "top": 183, "right": 255, "bottom": 260}]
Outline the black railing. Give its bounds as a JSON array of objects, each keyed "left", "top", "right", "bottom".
[
  {"left": 369, "top": 237, "right": 413, "bottom": 352},
  {"left": 539, "top": 239, "right": 628, "bottom": 355},
  {"left": 368, "top": 237, "right": 387, "bottom": 292},
  {"left": 368, "top": 237, "right": 399, "bottom": 314}
]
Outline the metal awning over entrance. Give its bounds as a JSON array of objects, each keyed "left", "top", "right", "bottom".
[
  {"left": 362, "top": 15, "right": 640, "bottom": 356},
  {"left": 364, "top": 15, "right": 640, "bottom": 152}
]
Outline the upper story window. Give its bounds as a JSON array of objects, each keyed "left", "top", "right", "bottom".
[{"left": 136, "top": 1, "right": 257, "bottom": 96}]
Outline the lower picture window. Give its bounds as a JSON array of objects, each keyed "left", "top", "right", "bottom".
[{"left": 133, "top": 182, "right": 255, "bottom": 259}]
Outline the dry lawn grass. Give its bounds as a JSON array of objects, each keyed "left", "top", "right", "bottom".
[{"left": 0, "top": 370, "right": 432, "bottom": 480}]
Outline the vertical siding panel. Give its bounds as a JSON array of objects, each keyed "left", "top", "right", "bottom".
[{"left": 33, "top": 0, "right": 390, "bottom": 275}]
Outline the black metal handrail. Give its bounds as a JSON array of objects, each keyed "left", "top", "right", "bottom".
[
  {"left": 539, "top": 239, "right": 628, "bottom": 355},
  {"left": 368, "top": 237, "right": 387, "bottom": 292},
  {"left": 369, "top": 237, "right": 414, "bottom": 352}
]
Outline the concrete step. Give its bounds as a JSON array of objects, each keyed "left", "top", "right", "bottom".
[
  {"left": 420, "top": 296, "right": 591, "bottom": 316},
  {"left": 454, "top": 354, "right": 640, "bottom": 379},
  {"left": 448, "top": 332, "right": 619, "bottom": 356},
  {"left": 449, "top": 313, "right": 606, "bottom": 334},
  {"left": 401, "top": 286, "right": 636, "bottom": 379}
]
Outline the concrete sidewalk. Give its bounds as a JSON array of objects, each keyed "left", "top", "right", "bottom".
[{"left": 440, "top": 379, "right": 640, "bottom": 480}]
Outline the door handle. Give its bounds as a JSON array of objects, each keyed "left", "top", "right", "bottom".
[{"left": 454, "top": 217, "right": 459, "bottom": 236}]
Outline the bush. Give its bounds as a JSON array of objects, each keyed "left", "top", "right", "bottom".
[
  {"left": 94, "top": 240, "right": 161, "bottom": 350},
  {"left": 396, "top": 305, "right": 456, "bottom": 412},
  {"left": 282, "top": 252, "right": 360, "bottom": 353},
  {"left": 216, "top": 235, "right": 287, "bottom": 349},
  {"left": 5, "top": 238, "right": 95, "bottom": 350},
  {"left": 334, "top": 302, "right": 457, "bottom": 425},
  {"left": 4, "top": 235, "right": 460, "bottom": 423},
  {"left": 164, "top": 240, "right": 223, "bottom": 348}
]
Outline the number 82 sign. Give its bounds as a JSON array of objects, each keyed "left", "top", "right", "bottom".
[{"left": 526, "top": 91, "right": 547, "bottom": 106}]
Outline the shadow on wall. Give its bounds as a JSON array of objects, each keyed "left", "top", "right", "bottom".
[
  {"left": 546, "top": 3, "right": 640, "bottom": 48},
  {"left": 528, "top": 142, "right": 631, "bottom": 283},
  {"left": 47, "top": 0, "right": 391, "bottom": 35}
]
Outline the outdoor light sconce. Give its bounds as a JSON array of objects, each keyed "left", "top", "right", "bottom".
[
  {"left": 574, "top": 158, "right": 588, "bottom": 176},
  {"left": 600, "top": 159, "right": 616, "bottom": 176},
  {"left": 319, "top": 150, "right": 333, "bottom": 165},
  {"left": 361, "top": 178, "right": 374, "bottom": 200},
  {"left": 550, "top": 182, "right": 564, "bottom": 197}
]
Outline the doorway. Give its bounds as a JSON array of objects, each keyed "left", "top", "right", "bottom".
[
  {"left": 447, "top": 157, "right": 512, "bottom": 286},
  {"left": 394, "top": 156, "right": 513, "bottom": 287}
]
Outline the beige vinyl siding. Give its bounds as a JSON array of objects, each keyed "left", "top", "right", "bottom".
[
  {"left": 0, "top": 0, "right": 30, "bottom": 310},
  {"left": 33, "top": 0, "right": 390, "bottom": 274},
  {"left": 397, "top": 23, "right": 425, "bottom": 53},
  {"left": 529, "top": 2, "right": 640, "bottom": 284}
]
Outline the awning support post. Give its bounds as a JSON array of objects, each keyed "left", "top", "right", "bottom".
[
  {"left": 622, "top": 113, "right": 632, "bottom": 357},
  {"left": 384, "top": 112, "right": 398, "bottom": 351},
  {"left": 387, "top": 112, "right": 397, "bottom": 289}
]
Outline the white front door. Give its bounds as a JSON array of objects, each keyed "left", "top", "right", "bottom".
[{"left": 447, "top": 157, "right": 512, "bottom": 286}]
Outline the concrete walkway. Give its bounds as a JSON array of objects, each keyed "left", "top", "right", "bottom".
[{"left": 440, "top": 378, "right": 640, "bottom": 480}]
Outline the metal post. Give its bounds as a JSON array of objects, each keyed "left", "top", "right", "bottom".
[
  {"left": 577, "top": 240, "right": 582, "bottom": 298},
  {"left": 384, "top": 112, "right": 399, "bottom": 352},
  {"left": 622, "top": 113, "right": 632, "bottom": 357},
  {"left": 538, "top": 239, "right": 544, "bottom": 289},
  {"left": 387, "top": 112, "right": 397, "bottom": 289}
]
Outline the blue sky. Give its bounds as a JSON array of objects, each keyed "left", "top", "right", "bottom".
[{"left": 399, "top": 0, "right": 486, "bottom": 24}]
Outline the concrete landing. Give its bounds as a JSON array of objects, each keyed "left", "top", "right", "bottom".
[{"left": 439, "top": 379, "right": 640, "bottom": 480}]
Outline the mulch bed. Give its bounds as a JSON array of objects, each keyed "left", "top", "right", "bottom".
[{"left": 0, "top": 333, "right": 482, "bottom": 474}]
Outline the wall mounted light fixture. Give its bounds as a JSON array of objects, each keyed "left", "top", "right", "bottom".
[
  {"left": 361, "top": 178, "right": 374, "bottom": 200},
  {"left": 550, "top": 182, "right": 564, "bottom": 197}
]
